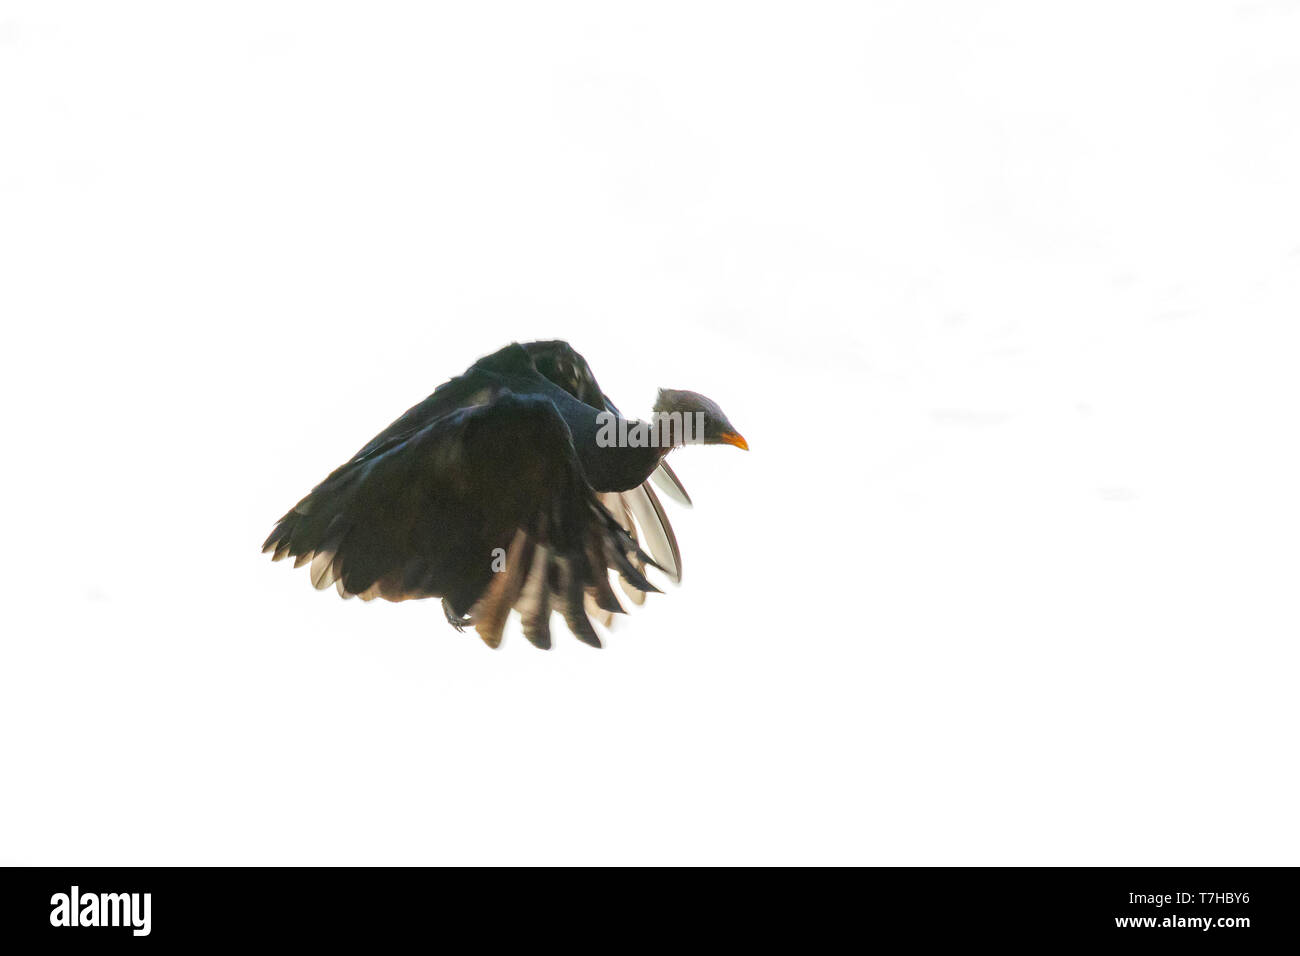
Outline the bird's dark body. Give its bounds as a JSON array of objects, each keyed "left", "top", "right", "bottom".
[
  {"left": 354, "top": 343, "right": 663, "bottom": 494},
  {"left": 263, "top": 340, "right": 743, "bottom": 648}
]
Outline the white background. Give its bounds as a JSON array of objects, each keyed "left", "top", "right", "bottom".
[{"left": 2, "top": 2, "right": 1297, "bottom": 865}]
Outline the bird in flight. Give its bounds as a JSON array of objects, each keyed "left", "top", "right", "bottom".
[{"left": 262, "top": 341, "right": 747, "bottom": 648}]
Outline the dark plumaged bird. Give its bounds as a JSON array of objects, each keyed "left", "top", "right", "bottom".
[{"left": 262, "top": 341, "right": 747, "bottom": 649}]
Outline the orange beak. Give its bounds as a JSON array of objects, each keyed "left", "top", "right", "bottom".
[{"left": 718, "top": 432, "right": 749, "bottom": 451}]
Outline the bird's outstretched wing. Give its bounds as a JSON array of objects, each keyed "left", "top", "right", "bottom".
[
  {"left": 262, "top": 390, "right": 661, "bottom": 648},
  {"left": 521, "top": 340, "right": 688, "bottom": 586}
]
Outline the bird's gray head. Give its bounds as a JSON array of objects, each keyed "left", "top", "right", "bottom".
[{"left": 652, "top": 389, "right": 748, "bottom": 449}]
